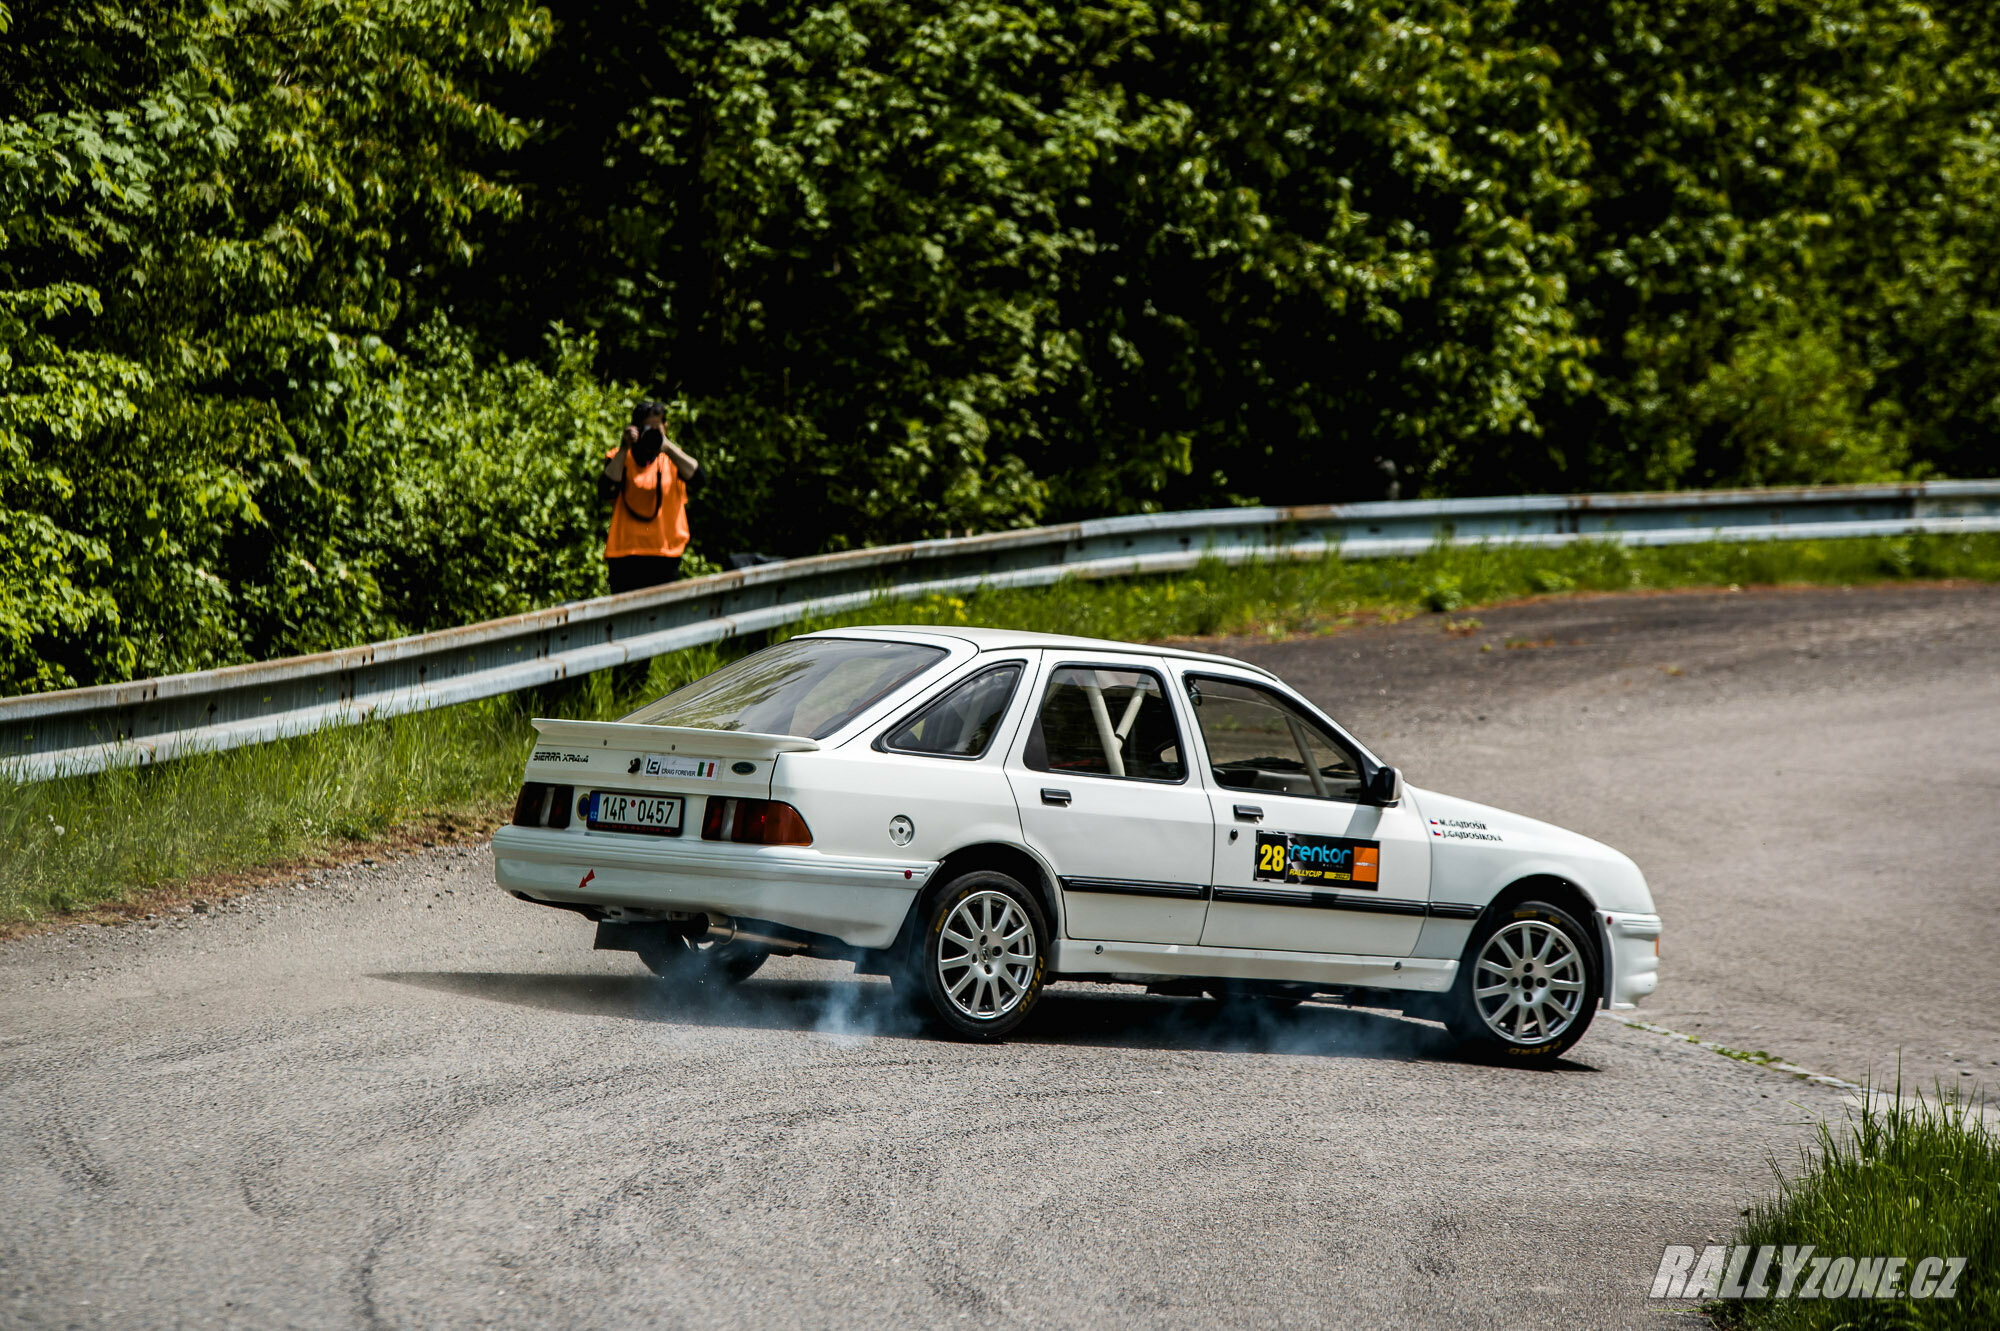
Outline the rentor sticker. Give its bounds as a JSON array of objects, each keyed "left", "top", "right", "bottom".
[{"left": 1254, "top": 830, "right": 1381, "bottom": 889}]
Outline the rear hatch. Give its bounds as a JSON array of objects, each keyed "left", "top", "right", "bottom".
[{"left": 515, "top": 718, "right": 817, "bottom": 840}]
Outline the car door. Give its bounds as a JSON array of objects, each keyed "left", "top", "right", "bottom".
[
  {"left": 1005, "top": 657, "right": 1213, "bottom": 945},
  {"left": 1180, "top": 671, "right": 1432, "bottom": 957}
]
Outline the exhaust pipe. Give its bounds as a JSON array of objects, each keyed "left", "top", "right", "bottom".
[
  {"left": 703, "top": 915, "right": 807, "bottom": 954},
  {"left": 594, "top": 913, "right": 810, "bottom": 957}
]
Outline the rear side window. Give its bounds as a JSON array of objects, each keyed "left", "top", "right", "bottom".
[
  {"left": 883, "top": 663, "right": 1024, "bottom": 758},
  {"left": 1024, "top": 665, "right": 1186, "bottom": 781},
  {"left": 625, "top": 638, "right": 947, "bottom": 739},
  {"left": 1185, "top": 675, "right": 1364, "bottom": 801}
]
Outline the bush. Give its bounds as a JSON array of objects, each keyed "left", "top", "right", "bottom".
[
  {"left": 1421, "top": 574, "right": 1467, "bottom": 612},
  {"left": 1, "top": 318, "right": 637, "bottom": 694},
  {"left": 341, "top": 319, "right": 639, "bottom": 632}
]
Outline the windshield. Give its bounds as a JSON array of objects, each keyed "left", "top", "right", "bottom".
[{"left": 623, "top": 638, "right": 948, "bottom": 739}]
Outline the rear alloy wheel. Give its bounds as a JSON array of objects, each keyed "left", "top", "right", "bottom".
[
  {"left": 634, "top": 927, "right": 769, "bottom": 985},
  {"left": 918, "top": 872, "right": 1048, "bottom": 1041},
  {"left": 1444, "top": 901, "right": 1600, "bottom": 1065}
]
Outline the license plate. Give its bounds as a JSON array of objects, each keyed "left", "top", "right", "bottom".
[{"left": 587, "top": 791, "right": 684, "bottom": 836}]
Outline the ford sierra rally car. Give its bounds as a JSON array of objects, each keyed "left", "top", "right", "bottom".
[{"left": 492, "top": 627, "right": 1662, "bottom": 1062}]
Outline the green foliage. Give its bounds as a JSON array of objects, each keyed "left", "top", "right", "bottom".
[
  {"left": 0, "top": 0, "right": 629, "bottom": 690},
  {"left": 1505, "top": 0, "right": 2000, "bottom": 492},
  {"left": 460, "top": 0, "right": 1593, "bottom": 547},
  {"left": 1529, "top": 569, "right": 1575, "bottom": 594},
  {"left": 339, "top": 318, "right": 638, "bottom": 632},
  {"left": 7, "top": 0, "right": 2000, "bottom": 698},
  {"left": 1421, "top": 575, "right": 1468, "bottom": 613},
  {"left": 1678, "top": 322, "right": 1915, "bottom": 488},
  {"left": 1722, "top": 1077, "right": 1999, "bottom": 1328}
]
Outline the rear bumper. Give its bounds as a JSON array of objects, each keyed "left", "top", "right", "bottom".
[
  {"left": 1605, "top": 911, "right": 1663, "bottom": 1009},
  {"left": 490, "top": 824, "right": 934, "bottom": 950}
]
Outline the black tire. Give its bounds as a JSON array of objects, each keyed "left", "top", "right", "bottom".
[
  {"left": 708, "top": 942, "right": 770, "bottom": 984},
  {"left": 1444, "top": 899, "right": 1601, "bottom": 1066},
  {"left": 634, "top": 928, "right": 769, "bottom": 985},
  {"left": 914, "top": 870, "right": 1049, "bottom": 1041}
]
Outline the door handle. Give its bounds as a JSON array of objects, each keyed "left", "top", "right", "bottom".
[
  {"left": 1233, "top": 804, "right": 1264, "bottom": 822},
  {"left": 1041, "top": 788, "right": 1072, "bottom": 807}
]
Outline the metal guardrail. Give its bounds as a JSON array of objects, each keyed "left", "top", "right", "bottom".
[{"left": 6, "top": 480, "right": 1999, "bottom": 782}]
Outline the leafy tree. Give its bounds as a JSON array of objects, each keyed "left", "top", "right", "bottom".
[
  {"left": 1507, "top": 0, "right": 2000, "bottom": 491},
  {"left": 8, "top": 0, "right": 2000, "bottom": 698},
  {"left": 0, "top": 0, "right": 567, "bottom": 690},
  {"left": 451, "top": 0, "right": 1592, "bottom": 553},
  {"left": 1054, "top": 0, "right": 1591, "bottom": 512}
]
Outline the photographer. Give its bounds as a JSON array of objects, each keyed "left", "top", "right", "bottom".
[{"left": 601, "top": 400, "right": 705, "bottom": 593}]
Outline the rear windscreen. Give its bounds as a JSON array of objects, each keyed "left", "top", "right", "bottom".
[{"left": 623, "top": 638, "right": 948, "bottom": 739}]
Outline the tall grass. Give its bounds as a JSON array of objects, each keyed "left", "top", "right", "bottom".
[
  {"left": 1721, "top": 1079, "right": 1998, "bottom": 1328},
  {"left": 5, "top": 531, "right": 1997, "bottom": 927}
]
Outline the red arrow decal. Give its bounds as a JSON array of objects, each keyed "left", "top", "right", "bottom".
[{"left": 578, "top": 869, "right": 595, "bottom": 890}]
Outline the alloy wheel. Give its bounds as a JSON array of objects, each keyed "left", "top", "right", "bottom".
[
  {"left": 935, "top": 890, "right": 1038, "bottom": 1021},
  {"left": 1472, "top": 917, "right": 1588, "bottom": 1043}
]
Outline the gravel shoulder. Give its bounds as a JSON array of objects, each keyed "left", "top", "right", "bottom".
[{"left": 6, "top": 581, "right": 1990, "bottom": 1328}]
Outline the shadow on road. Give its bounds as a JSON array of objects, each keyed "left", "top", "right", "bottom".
[{"left": 372, "top": 970, "right": 1598, "bottom": 1070}]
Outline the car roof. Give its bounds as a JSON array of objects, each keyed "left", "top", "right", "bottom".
[{"left": 799, "top": 624, "right": 1279, "bottom": 678}]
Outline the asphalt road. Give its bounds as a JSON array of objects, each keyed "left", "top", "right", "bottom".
[
  {"left": 1219, "top": 581, "right": 2000, "bottom": 1095},
  {"left": 3, "top": 582, "right": 1993, "bottom": 1329}
]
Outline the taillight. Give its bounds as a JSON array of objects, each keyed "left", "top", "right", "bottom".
[
  {"left": 513, "top": 782, "right": 550, "bottom": 826},
  {"left": 511, "top": 782, "right": 573, "bottom": 828},
  {"left": 700, "top": 797, "right": 812, "bottom": 846}
]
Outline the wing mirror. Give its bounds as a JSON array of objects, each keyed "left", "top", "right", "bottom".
[{"left": 1366, "top": 764, "right": 1403, "bottom": 806}]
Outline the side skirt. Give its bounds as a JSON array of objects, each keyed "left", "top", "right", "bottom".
[{"left": 1048, "top": 939, "right": 1457, "bottom": 993}]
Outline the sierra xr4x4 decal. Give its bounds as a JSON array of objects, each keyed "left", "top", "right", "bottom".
[{"left": 1253, "top": 830, "right": 1380, "bottom": 888}]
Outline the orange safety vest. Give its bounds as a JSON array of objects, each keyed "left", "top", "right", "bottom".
[{"left": 604, "top": 447, "right": 691, "bottom": 559}]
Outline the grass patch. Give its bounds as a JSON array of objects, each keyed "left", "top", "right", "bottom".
[
  {"left": 5, "top": 530, "right": 1999, "bottom": 929},
  {"left": 0, "top": 696, "right": 527, "bottom": 931},
  {"left": 1716, "top": 1079, "right": 1998, "bottom": 1327},
  {"left": 791, "top": 530, "right": 2000, "bottom": 641},
  {"left": 0, "top": 645, "right": 732, "bottom": 931}
]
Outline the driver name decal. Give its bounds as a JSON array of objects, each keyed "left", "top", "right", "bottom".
[
  {"left": 1430, "top": 818, "right": 1503, "bottom": 842},
  {"left": 1254, "top": 831, "right": 1380, "bottom": 888},
  {"left": 630, "top": 754, "right": 719, "bottom": 779}
]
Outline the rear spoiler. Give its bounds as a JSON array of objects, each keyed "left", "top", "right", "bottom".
[{"left": 530, "top": 717, "right": 821, "bottom": 759}]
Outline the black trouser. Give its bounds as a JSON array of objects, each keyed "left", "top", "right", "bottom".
[
  {"left": 606, "top": 554, "right": 682, "bottom": 594},
  {"left": 605, "top": 555, "right": 682, "bottom": 699}
]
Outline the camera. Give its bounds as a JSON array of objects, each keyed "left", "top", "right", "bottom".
[{"left": 630, "top": 425, "right": 665, "bottom": 467}]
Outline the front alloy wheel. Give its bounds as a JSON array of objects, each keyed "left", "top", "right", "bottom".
[
  {"left": 1474, "top": 918, "right": 1587, "bottom": 1043},
  {"left": 918, "top": 872, "right": 1048, "bottom": 1040},
  {"left": 1445, "top": 900, "right": 1600, "bottom": 1064}
]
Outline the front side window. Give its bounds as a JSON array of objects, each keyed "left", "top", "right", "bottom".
[
  {"left": 884, "top": 663, "right": 1024, "bottom": 758},
  {"left": 1024, "top": 665, "right": 1186, "bottom": 781},
  {"left": 1185, "top": 676, "right": 1363, "bottom": 801},
  {"left": 624, "top": 638, "right": 948, "bottom": 740}
]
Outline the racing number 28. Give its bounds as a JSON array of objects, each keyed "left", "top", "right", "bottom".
[{"left": 1257, "top": 841, "right": 1287, "bottom": 875}]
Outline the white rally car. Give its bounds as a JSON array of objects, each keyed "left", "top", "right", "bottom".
[{"left": 493, "top": 627, "right": 1661, "bottom": 1061}]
